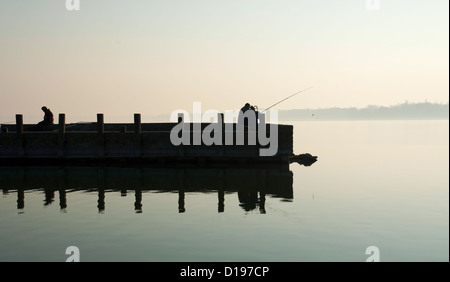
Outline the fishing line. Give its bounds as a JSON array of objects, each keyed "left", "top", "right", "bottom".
[{"left": 260, "top": 87, "right": 313, "bottom": 113}]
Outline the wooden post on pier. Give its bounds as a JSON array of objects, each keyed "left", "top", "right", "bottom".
[
  {"left": 177, "top": 113, "right": 185, "bottom": 157},
  {"left": 134, "top": 113, "right": 142, "bottom": 156},
  {"left": 219, "top": 113, "right": 224, "bottom": 156},
  {"left": 58, "top": 113, "right": 66, "bottom": 157},
  {"left": 16, "top": 114, "right": 24, "bottom": 157},
  {"left": 97, "top": 114, "right": 105, "bottom": 157}
]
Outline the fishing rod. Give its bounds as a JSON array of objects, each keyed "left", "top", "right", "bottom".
[{"left": 260, "top": 87, "right": 313, "bottom": 113}]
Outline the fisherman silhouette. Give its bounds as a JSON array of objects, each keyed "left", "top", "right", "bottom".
[
  {"left": 240, "top": 103, "right": 251, "bottom": 114},
  {"left": 33, "top": 106, "right": 54, "bottom": 131},
  {"left": 239, "top": 103, "right": 257, "bottom": 127}
]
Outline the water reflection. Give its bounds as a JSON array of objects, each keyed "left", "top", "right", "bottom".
[{"left": 0, "top": 165, "right": 294, "bottom": 214}]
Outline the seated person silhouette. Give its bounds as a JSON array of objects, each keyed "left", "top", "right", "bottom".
[{"left": 33, "top": 106, "right": 54, "bottom": 131}]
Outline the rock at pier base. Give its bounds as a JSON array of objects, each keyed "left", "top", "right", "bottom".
[{"left": 289, "top": 153, "right": 317, "bottom": 166}]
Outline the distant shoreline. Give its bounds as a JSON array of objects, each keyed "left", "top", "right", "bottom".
[{"left": 277, "top": 102, "right": 449, "bottom": 121}]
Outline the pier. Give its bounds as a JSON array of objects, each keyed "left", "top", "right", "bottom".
[{"left": 0, "top": 113, "right": 293, "bottom": 166}]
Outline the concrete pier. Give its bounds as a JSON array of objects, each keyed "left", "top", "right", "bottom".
[{"left": 0, "top": 113, "right": 293, "bottom": 165}]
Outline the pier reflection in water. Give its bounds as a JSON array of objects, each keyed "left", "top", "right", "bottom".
[{"left": 0, "top": 165, "right": 293, "bottom": 214}]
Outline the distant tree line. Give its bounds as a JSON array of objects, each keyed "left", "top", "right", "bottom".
[{"left": 278, "top": 102, "right": 449, "bottom": 121}]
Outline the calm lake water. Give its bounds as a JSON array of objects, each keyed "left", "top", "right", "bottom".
[{"left": 0, "top": 120, "right": 448, "bottom": 262}]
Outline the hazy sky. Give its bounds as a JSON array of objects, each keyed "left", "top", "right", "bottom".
[{"left": 1, "top": 0, "right": 448, "bottom": 122}]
